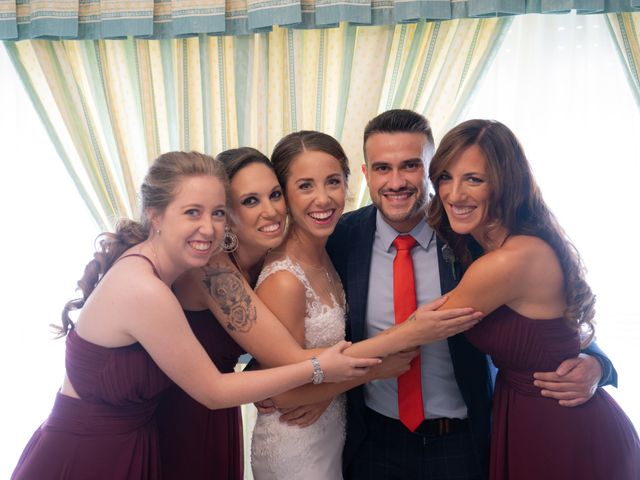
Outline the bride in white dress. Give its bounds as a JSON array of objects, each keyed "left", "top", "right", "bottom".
[{"left": 251, "top": 131, "right": 351, "bottom": 479}]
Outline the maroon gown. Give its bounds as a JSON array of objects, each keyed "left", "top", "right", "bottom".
[
  {"left": 156, "top": 309, "right": 245, "bottom": 480},
  {"left": 12, "top": 329, "right": 172, "bottom": 479},
  {"left": 465, "top": 306, "right": 640, "bottom": 480}
]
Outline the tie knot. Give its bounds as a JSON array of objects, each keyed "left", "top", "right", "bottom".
[{"left": 393, "top": 235, "right": 417, "bottom": 251}]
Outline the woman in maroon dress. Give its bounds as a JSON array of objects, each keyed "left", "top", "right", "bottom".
[
  {"left": 157, "top": 148, "right": 288, "bottom": 480},
  {"left": 427, "top": 119, "right": 640, "bottom": 479},
  {"left": 11, "top": 151, "right": 379, "bottom": 480}
]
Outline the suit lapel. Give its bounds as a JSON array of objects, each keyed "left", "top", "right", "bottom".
[
  {"left": 346, "top": 206, "right": 377, "bottom": 343},
  {"left": 436, "top": 236, "right": 460, "bottom": 294}
]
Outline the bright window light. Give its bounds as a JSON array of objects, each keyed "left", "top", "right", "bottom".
[
  {"left": 0, "top": 45, "right": 101, "bottom": 479},
  {"left": 463, "top": 12, "right": 640, "bottom": 429}
]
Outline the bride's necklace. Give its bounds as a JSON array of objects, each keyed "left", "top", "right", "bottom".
[
  {"left": 286, "top": 229, "right": 345, "bottom": 308},
  {"left": 288, "top": 252, "right": 345, "bottom": 309}
]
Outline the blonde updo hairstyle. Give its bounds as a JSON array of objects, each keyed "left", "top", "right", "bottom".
[{"left": 57, "top": 151, "right": 228, "bottom": 336}]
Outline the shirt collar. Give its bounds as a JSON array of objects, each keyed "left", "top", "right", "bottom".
[{"left": 375, "top": 209, "right": 435, "bottom": 252}]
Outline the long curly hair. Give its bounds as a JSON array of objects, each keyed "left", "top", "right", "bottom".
[
  {"left": 427, "top": 119, "right": 595, "bottom": 346},
  {"left": 56, "top": 151, "right": 228, "bottom": 337}
]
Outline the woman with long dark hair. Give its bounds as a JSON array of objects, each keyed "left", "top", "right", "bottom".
[{"left": 428, "top": 120, "right": 640, "bottom": 479}]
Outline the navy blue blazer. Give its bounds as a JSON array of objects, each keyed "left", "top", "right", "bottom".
[{"left": 326, "top": 205, "right": 493, "bottom": 473}]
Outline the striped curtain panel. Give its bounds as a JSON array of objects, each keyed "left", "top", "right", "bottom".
[
  {"left": 606, "top": 12, "right": 640, "bottom": 108},
  {"left": 1, "top": 0, "right": 637, "bottom": 40},
  {"left": 4, "top": 19, "right": 507, "bottom": 229}
]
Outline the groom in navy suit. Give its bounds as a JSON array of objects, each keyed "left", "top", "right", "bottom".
[{"left": 326, "top": 109, "right": 616, "bottom": 479}]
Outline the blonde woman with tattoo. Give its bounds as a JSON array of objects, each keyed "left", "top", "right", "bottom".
[{"left": 11, "top": 151, "right": 378, "bottom": 480}]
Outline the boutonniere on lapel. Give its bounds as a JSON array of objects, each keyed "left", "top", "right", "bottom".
[{"left": 441, "top": 244, "right": 459, "bottom": 281}]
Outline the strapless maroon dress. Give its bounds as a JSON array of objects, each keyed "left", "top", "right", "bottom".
[{"left": 465, "top": 306, "right": 640, "bottom": 480}]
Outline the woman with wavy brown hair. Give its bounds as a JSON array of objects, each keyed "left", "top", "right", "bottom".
[{"left": 427, "top": 119, "right": 639, "bottom": 479}]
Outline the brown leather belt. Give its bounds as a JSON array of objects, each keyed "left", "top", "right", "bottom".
[
  {"left": 414, "top": 417, "right": 470, "bottom": 436},
  {"left": 365, "top": 407, "right": 469, "bottom": 437}
]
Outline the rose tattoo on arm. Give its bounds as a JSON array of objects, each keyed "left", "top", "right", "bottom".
[{"left": 201, "top": 263, "right": 257, "bottom": 333}]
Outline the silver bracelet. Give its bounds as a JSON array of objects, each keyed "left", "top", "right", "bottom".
[{"left": 310, "top": 356, "right": 324, "bottom": 385}]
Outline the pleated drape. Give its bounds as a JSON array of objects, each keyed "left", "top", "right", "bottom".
[
  {"left": 1, "top": 0, "right": 637, "bottom": 39},
  {"left": 4, "top": 18, "right": 507, "bottom": 228}
]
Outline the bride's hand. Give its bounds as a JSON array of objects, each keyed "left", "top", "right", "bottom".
[{"left": 316, "top": 340, "right": 381, "bottom": 383}]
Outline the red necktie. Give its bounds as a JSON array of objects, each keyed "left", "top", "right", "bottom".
[{"left": 392, "top": 235, "right": 424, "bottom": 431}]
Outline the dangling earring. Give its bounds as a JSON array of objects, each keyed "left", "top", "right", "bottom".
[
  {"left": 156, "top": 228, "right": 161, "bottom": 237},
  {"left": 222, "top": 226, "right": 238, "bottom": 253}
]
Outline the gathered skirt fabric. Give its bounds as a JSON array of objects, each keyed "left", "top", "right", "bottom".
[
  {"left": 12, "top": 330, "right": 172, "bottom": 480},
  {"left": 465, "top": 306, "right": 640, "bottom": 480},
  {"left": 157, "top": 309, "right": 245, "bottom": 480}
]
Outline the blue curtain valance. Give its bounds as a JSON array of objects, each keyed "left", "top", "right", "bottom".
[{"left": 1, "top": 0, "right": 639, "bottom": 40}]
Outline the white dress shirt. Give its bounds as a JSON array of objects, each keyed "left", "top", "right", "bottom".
[{"left": 364, "top": 211, "right": 468, "bottom": 420}]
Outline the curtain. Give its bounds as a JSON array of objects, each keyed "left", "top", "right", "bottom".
[
  {"left": 606, "top": 13, "right": 640, "bottom": 107},
  {"left": 4, "top": 18, "right": 507, "bottom": 228},
  {"left": 1, "top": 0, "right": 637, "bottom": 40}
]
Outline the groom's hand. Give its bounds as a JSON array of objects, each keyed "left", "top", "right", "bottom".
[
  {"left": 533, "top": 353, "right": 601, "bottom": 407},
  {"left": 255, "top": 398, "right": 277, "bottom": 414},
  {"left": 279, "top": 399, "right": 333, "bottom": 428}
]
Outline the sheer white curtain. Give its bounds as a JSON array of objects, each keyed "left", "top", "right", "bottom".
[
  {"left": 463, "top": 12, "right": 640, "bottom": 428},
  {"left": 0, "top": 46, "right": 100, "bottom": 479}
]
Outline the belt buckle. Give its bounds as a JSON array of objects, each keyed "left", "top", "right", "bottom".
[{"left": 438, "top": 418, "right": 450, "bottom": 435}]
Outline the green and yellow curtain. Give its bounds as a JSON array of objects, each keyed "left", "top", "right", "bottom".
[
  {"left": 4, "top": 18, "right": 508, "bottom": 228},
  {"left": 607, "top": 12, "right": 640, "bottom": 107}
]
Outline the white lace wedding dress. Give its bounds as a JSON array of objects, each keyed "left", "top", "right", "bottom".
[{"left": 251, "top": 256, "right": 347, "bottom": 480}]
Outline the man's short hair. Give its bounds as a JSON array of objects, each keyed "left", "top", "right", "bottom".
[{"left": 363, "top": 110, "right": 435, "bottom": 159}]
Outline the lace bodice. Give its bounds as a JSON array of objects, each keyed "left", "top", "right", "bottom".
[
  {"left": 252, "top": 255, "right": 347, "bottom": 480},
  {"left": 256, "top": 256, "right": 346, "bottom": 348}
]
